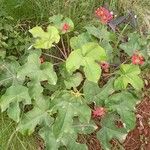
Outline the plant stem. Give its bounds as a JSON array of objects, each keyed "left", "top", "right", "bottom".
[
  {"left": 61, "top": 36, "right": 68, "bottom": 59},
  {"left": 55, "top": 44, "right": 67, "bottom": 59},
  {"left": 66, "top": 33, "right": 70, "bottom": 55},
  {"left": 42, "top": 52, "right": 65, "bottom": 62}
]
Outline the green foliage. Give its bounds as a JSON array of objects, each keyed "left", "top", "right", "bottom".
[
  {"left": 105, "top": 91, "right": 139, "bottom": 130},
  {"left": 70, "top": 32, "right": 95, "bottom": 50},
  {"left": 0, "top": 14, "right": 30, "bottom": 58},
  {"left": 97, "top": 114, "right": 127, "bottom": 150},
  {"left": 49, "top": 15, "right": 74, "bottom": 34},
  {"left": 0, "top": 85, "right": 31, "bottom": 122},
  {"left": 29, "top": 26, "right": 60, "bottom": 49},
  {"left": 85, "top": 25, "right": 116, "bottom": 62},
  {"left": 0, "top": 11, "right": 147, "bottom": 150},
  {"left": 66, "top": 42, "right": 107, "bottom": 82},
  {"left": 0, "top": 59, "right": 21, "bottom": 87},
  {"left": 119, "top": 32, "right": 148, "bottom": 56},
  {"left": 114, "top": 64, "right": 144, "bottom": 91},
  {"left": 83, "top": 78, "right": 115, "bottom": 105}
]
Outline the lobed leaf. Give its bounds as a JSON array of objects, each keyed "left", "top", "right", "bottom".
[
  {"left": 114, "top": 64, "right": 144, "bottom": 91},
  {"left": 29, "top": 25, "right": 60, "bottom": 49}
]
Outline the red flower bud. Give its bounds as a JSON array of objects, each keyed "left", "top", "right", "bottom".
[
  {"left": 92, "top": 106, "right": 106, "bottom": 118},
  {"left": 62, "top": 23, "right": 70, "bottom": 32},
  {"left": 131, "top": 52, "right": 144, "bottom": 65}
]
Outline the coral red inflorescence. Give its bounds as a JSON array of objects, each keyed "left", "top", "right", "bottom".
[
  {"left": 62, "top": 23, "right": 70, "bottom": 32},
  {"left": 92, "top": 106, "right": 106, "bottom": 118},
  {"left": 132, "top": 52, "right": 144, "bottom": 65},
  {"left": 95, "top": 7, "right": 113, "bottom": 24}
]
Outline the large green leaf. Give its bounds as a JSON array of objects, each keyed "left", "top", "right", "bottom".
[
  {"left": 66, "top": 42, "right": 107, "bottom": 83},
  {"left": 105, "top": 91, "right": 139, "bottom": 130},
  {"left": 17, "top": 95, "right": 53, "bottom": 135},
  {"left": 83, "top": 78, "right": 115, "bottom": 104},
  {"left": 119, "top": 32, "right": 147, "bottom": 56},
  {"left": 39, "top": 125, "right": 88, "bottom": 150},
  {"left": 85, "top": 25, "right": 115, "bottom": 62},
  {"left": 70, "top": 32, "right": 95, "bottom": 49},
  {"left": 0, "top": 85, "right": 31, "bottom": 122},
  {"left": 17, "top": 51, "right": 57, "bottom": 98},
  {"left": 85, "top": 25, "right": 112, "bottom": 42},
  {"left": 39, "top": 127, "right": 58, "bottom": 150},
  {"left": 29, "top": 25, "right": 60, "bottom": 49},
  {"left": 64, "top": 72, "right": 83, "bottom": 89},
  {"left": 114, "top": 64, "right": 144, "bottom": 91},
  {"left": 0, "top": 59, "right": 21, "bottom": 87},
  {"left": 97, "top": 114, "right": 127, "bottom": 150},
  {"left": 60, "top": 65, "right": 83, "bottom": 89},
  {"left": 50, "top": 91, "right": 91, "bottom": 144}
]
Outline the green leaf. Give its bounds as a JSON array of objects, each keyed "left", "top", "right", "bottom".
[
  {"left": 49, "top": 14, "right": 63, "bottom": 26},
  {"left": 83, "top": 78, "right": 115, "bottom": 104},
  {"left": 29, "top": 25, "right": 60, "bottom": 49},
  {"left": 105, "top": 92, "right": 139, "bottom": 130},
  {"left": 85, "top": 25, "right": 115, "bottom": 62},
  {"left": 39, "top": 127, "right": 58, "bottom": 150},
  {"left": 70, "top": 32, "right": 95, "bottom": 49},
  {"left": 0, "top": 49, "right": 6, "bottom": 59},
  {"left": 65, "top": 49, "right": 83, "bottom": 73},
  {"left": 83, "top": 58, "right": 101, "bottom": 83},
  {"left": 66, "top": 42, "right": 107, "bottom": 83},
  {"left": 85, "top": 26, "right": 102, "bottom": 40},
  {"left": 49, "top": 15, "right": 74, "bottom": 34},
  {"left": 17, "top": 96, "right": 53, "bottom": 135},
  {"left": 17, "top": 51, "right": 57, "bottom": 98},
  {"left": 0, "top": 85, "right": 31, "bottom": 122},
  {"left": 61, "top": 18, "right": 74, "bottom": 34},
  {"left": 119, "top": 32, "right": 147, "bottom": 56},
  {"left": 97, "top": 114, "right": 127, "bottom": 150},
  {"left": 52, "top": 101, "right": 75, "bottom": 138},
  {"left": 50, "top": 91, "right": 91, "bottom": 143},
  {"left": 73, "top": 119, "right": 97, "bottom": 134},
  {"left": 114, "top": 64, "right": 144, "bottom": 91},
  {"left": 28, "top": 81, "right": 43, "bottom": 99},
  {"left": 7, "top": 101, "right": 20, "bottom": 123},
  {"left": 64, "top": 72, "right": 83, "bottom": 89},
  {"left": 0, "top": 59, "right": 21, "bottom": 87}
]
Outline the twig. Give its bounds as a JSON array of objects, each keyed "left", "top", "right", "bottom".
[
  {"left": 66, "top": 34, "right": 70, "bottom": 55},
  {"left": 42, "top": 52, "right": 65, "bottom": 62},
  {"left": 61, "top": 36, "right": 68, "bottom": 58},
  {"left": 55, "top": 44, "right": 66, "bottom": 59}
]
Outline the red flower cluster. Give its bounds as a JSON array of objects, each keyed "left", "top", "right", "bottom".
[
  {"left": 100, "top": 61, "right": 110, "bottom": 72},
  {"left": 92, "top": 106, "right": 106, "bottom": 118},
  {"left": 132, "top": 52, "right": 144, "bottom": 65},
  {"left": 95, "top": 7, "right": 113, "bottom": 24},
  {"left": 62, "top": 23, "right": 70, "bottom": 32}
]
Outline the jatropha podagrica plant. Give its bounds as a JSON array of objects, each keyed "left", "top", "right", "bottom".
[{"left": 0, "top": 6, "right": 149, "bottom": 150}]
